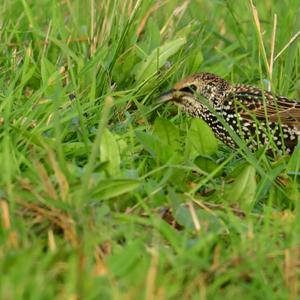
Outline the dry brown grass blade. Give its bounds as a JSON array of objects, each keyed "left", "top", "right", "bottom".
[
  {"left": 93, "top": 246, "right": 109, "bottom": 276},
  {"left": 136, "top": 2, "right": 161, "bottom": 37},
  {"left": 187, "top": 201, "right": 201, "bottom": 232},
  {"left": 284, "top": 248, "right": 299, "bottom": 300},
  {"left": 6, "top": 36, "right": 90, "bottom": 48},
  {"left": 17, "top": 199, "right": 78, "bottom": 246},
  {"left": 1, "top": 200, "right": 11, "bottom": 229},
  {"left": 90, "top": 0, "right": 96, "bottom": 56},
  {"left": 42, "top": 19, "right": 52, "bottom": 57},
  {"left": 48, "top": 150, "right": 70, "bottom": 202},
  {"left": 1, "top": 200, "right": 19, "bottom": 248},
  {"left": 269, "top": 14, "right": 277, "bottom": 89},
  {"left": 207, "top": 247, "right": 300, "bottom": 287},
  {"left": 34, "top": 159, "right": 58, "bottom": 200},
  {"left": 160, "top": 1, "right": 190, "bottom": 36},
  {"left": 145, "top": 249, "right": 159, "bottom": 300},
  {"left": 48, "top": 229, "right": 57, "bottom": 252},
  {"left": 249, "top": 0, "right": 271, "bottom": 79}
]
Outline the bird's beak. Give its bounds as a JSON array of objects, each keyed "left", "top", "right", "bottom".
[
  {"left": 157, "top": 89, "right": 186, "bottom": 104},
  {"left": 157, "top": 89, "right": 174, "bottom": 103}
]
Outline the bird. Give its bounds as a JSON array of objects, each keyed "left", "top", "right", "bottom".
[{"left": 159, "top": 72, "right": 300, "bottom": 154}]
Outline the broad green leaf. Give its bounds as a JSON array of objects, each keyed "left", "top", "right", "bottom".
[
  {"left": 135, "top": 130, "right": 163, "bottom": 158},
  {"left": 224, "top": 164, "right": 256, "bottom": 211},
  {"left": 153, "top": 117, "right": 180, "bottom": 152},
  {"left": 194, "top": 156, "right": 221, "bottom": 176},
  {"left": 133, "top": 37, "right": 186, "bottom": 82},
  {"left": 175, "top": 20, "right": 199, "bottom": 39},
  {"left": 112, "top": 47, "right": 139, "bottom": 84},
  {"left": 91, "top": 179, "right": 140, "bottom": 200},
  {"left": 139, "top": 17, "right": 161, "bottom": 54},
  {"left": 147, "top": 17, "right": 161, "bottom": 49},
  {"left": 100, "top": 128, "right": 121, "bottom": 176},
  {"left": 135, "top": 130, "right": 179, "bottom": 164},
  {"left": 284, "top": 180, "right": 300, "bottom": 203},
  {"left": 40, "top": 57, "right": 62, "bottom": 97},
  {"left": 185, "top": 119, "right": 218, "bottom": 159},
  {"left": 168, "top": 189, "right": 225, "bottom": 233},
  {"left": 41, "top": 57, "right": 58, "bottom": 85}
]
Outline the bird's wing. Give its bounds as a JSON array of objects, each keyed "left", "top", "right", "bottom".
[{"left": 229, "top": 84, "right": 300, "bottom": 126}]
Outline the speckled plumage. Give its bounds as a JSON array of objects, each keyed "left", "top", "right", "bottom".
[{"left": 159, "top": 72, "right": 300, "bottom": 154}]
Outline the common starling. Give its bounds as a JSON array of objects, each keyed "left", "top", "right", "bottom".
[{"left": 159, "top": 72, "right": 300, "bottom": 154}]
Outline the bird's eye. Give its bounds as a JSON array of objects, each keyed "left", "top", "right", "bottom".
[{"left": 179, "top": 85, "right": 197, "bottom": 93}]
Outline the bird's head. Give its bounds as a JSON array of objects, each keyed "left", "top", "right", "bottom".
[{"left": 158, "top": 72, "right": 231, "bottom": 112}]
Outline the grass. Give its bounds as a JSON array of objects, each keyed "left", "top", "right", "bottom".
[{"left": 0, "top": 0, "right": 300, "bottom": 299}]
